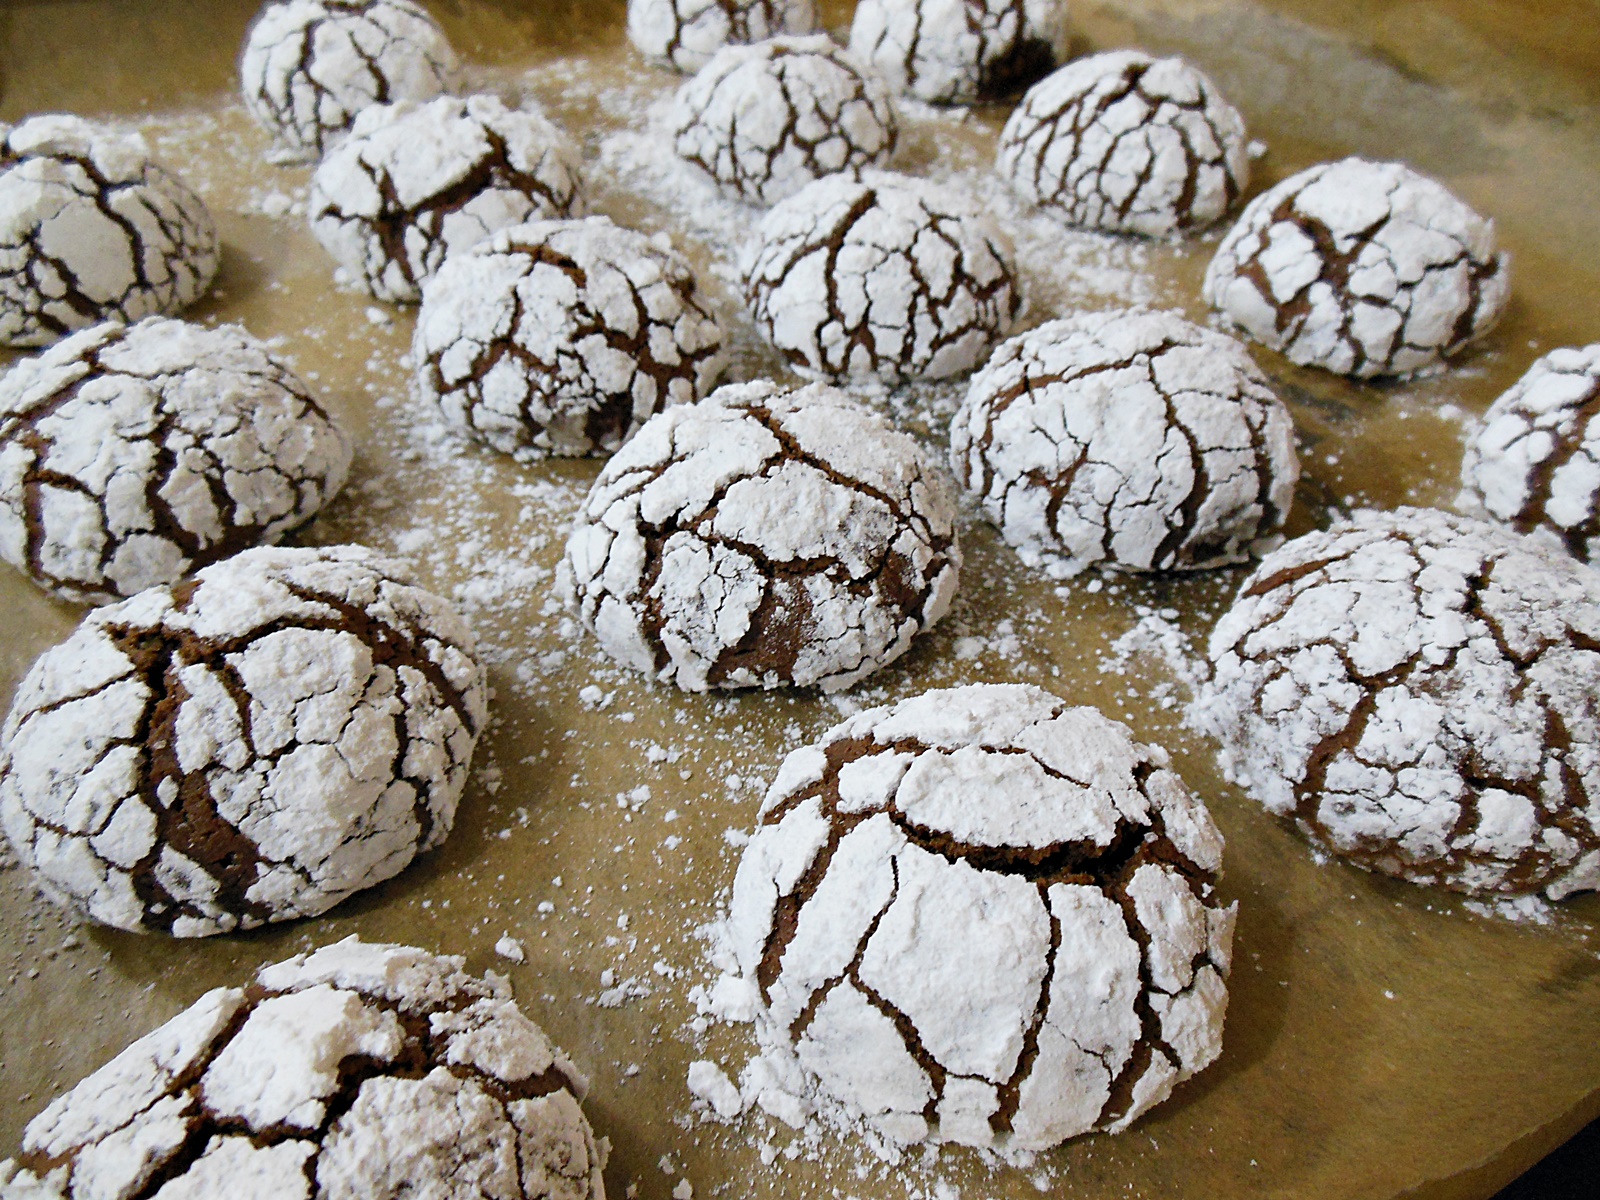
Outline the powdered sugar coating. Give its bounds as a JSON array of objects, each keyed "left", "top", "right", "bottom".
[
  {"left": 239, "top": 0, "right": 457, "bottom": 161},
  {"left": 1203, "top": 157, "right": 1510, "bottom": 378},
  {"left": 849, "top": 0, "right": 1069, "bottom": 105},
  {"left": 414, "top": 216, "right": 727, "bottom": 460},
  {"left": 560, "top": 380, "right": 961, "bottom": 692},
  {"left": 308, "top": 94, "right": 583, "bottom": 304},
  {"left": 0, "top": 937, "right": 606, "bottom": 1200},
  {"left": 997, "top": 50, "right": 1248, "bottom": 237},
  {"left": 0, "top": 545, "right": 488, "bottom": 936},
  {"left": 672, "top": 36, "right": 898, "bottom": 207},
  {"left": 0, "top": 116, "right": 219, "bottom": 348},
  {"left": 951, "top": 309, "right": 1297, "bottom": 578},
  {"left": 742, "top": 169, "right": 1020, "bottom": 382},
  {"left": 726, "top": 683, "right": 1234, "bottom": 1149},
  {"left": 0, "top": 317, "right": 353, "bottom": 604},
  {"left": 627, "top": 0, "right": 818, "bottom": 74},
  {"left": 1460, "top": 344, "right": 1600, "bottom": 563},
  {"left": 1196, "top": 507, "right": 1600, "bottom": 899}
]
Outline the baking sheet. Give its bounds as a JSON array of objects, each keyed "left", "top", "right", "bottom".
[{"left": 2, "top": 2, "right": 1600, "bottom": 1198}]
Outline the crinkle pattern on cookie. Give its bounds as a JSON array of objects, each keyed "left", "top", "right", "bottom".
[
  {"left": 561, "top": 381, "right": 960, "bottom": 692},
  {"left": 725, "top": 683, "right": 1235, "bottom": 1149},
  {"left": 743, "top": 170, "right": 1020, "bottom": 382},
  {"left": 628, "top": 0, "right": 818, "bottom": 73},
  {"left": 1196, "top": 507, "right": 1600, "bottom": 899},
  {"left": 849, "top": 0, "right": 1068, "bottom": 105},
  {"left": 1460, "top": 344, "right": 1600, "bottom": 564},
  {"left": 951, "top": 309, "right": 1297, "bottom": 578},
  {"left": 0, "top": 938, "right": 607, "bottom": 1200},
  {"left": 0, "top": 317, "right": 353, "bottom": 604},
  {"left": 672, "top": 36, "right": 898, "bottom": 206},
  {"left": 239, "top": 0, "right": 457, "bottom": 161},
  {"left": 308, "top": 94, "right": 582, "bottom": 304},
  {"left": 415, "top": 217, "right": 727, "bottom": 460},
  {"left": 0, "top": 545, "right": 488, "bottom": 937},
  {"left": 1203, "top": 157, "right": 1509, "bottom": 378},
  {"left": 997, "top": 50, "right": 1248, "bottom": 237},
  {"left": 0, "top": 115, "right": 219, "bottom": 348}
]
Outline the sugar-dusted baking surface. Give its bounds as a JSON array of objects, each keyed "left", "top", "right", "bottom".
[{"left": 1, "top": 2, "right": 1598, "bottom": 1198}]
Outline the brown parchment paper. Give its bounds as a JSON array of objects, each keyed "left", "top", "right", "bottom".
[{"left": 2, "top": 3, "right": 1600, "bottom": 1198}]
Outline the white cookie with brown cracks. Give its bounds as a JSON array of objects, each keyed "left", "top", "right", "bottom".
[
  {"left": 849, "top": 0, "right": 1069, "bottom": 105},
  {"left": 628, "top": 0, "right": 818, "bottom": 74},
  {"left": 0, "top": 116, "right": 218, "bottom": 348},
  {"left": 0, "top": 938, "right": 608, "bottom": 1200},
  {"left": 725, "top": 683, "right": 1235, "bottom": 1149},
  {"left": 0, "top": 545, "right": 488, "bottom": 937},
  {"left": 308, "top": 94, "right": 583, "bottom": 304},
  {"left": 1203, "top": 157, "right": 1510, "bottom": 378},
  {"left": 239, "top": 0, "right": 458, "bottom": 162},
  {"left": 0, "top": 317, "right": 353, "bottom": 604},
  {"left": 560, "top": 380, "right": 961, "bottom": 693}
]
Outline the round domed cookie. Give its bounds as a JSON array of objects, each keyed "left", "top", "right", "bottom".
[
  {"left": 1459, "top": 344, "right": 1600, "bottom": 563},
  {"left": 997, "top": 50, "right": 1249, "bottom": 237},
  {"left": 0, "top": 544, "right": 488, "bottom": 937},
  {"left": 1196, "top": 507, "right": 1600, "bottom": 899},
  {"left": 308, "top": 94, "right": 583, "bottom": 304},
  {"left": 722, "top": 683, "right": 1235, "bottom": 1149},
  {"left": 0, "top": 115, "right": 219, "bottom": 348},
  {"left": 1202, "top": 157, "right": 1510, "bottom": 378},
  {"left": 672, "top": 35, "right": 898, "bottom": 207},
  {"left": 0, "top": 937, "right": 607, "bottom": 1200},
  {"left": 415, "top": 216, "right": 728, "bottom": 460},
  {"left": 627, "top": 0, "right": 818, "bottom": 74},
  {"left": 742, "top": 169, "right": 1020, "bottom": 382},
  {"left": 849, "top": 0, "right": 1069, "bottom": 105},
  {"left": 0, "top": 317, "right": 353, "bottom": 604},
  {"left": 239, "top": 0, "right": 457, "bottom": 162},
  {"left": 950, "top": 309, "right": 1298, "bottom": 578},
  {"left": 560, "top": 380, "right": 960, "bottom": 693}
]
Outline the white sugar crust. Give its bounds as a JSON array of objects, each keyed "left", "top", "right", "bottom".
[
  {"left": 0, "top": 116, "right": 218, "bottom": 348},
  {"left": 1196, "top": 506, "right": 1600, "bottom": 898},
  {"left": 0, "top": 316, "right": 353, "bottom": 603},
  {"left": 849, "top": 0, "right": 1069, "bottom": 105},
  {"left": 1203, "top": 156, "right": 1510, "bottom": 378},
  {"left": 743, "top": 169, "right": 1020, "bottom": 382},
  {"left": 627, "top": 0, "right": 818, "bottom": 73},
  {"left": 672, "top": 36, "right": 898, "bottom": 206},
  {"left": 239, "top": 0, "right": 457, "bottom": 161},
  {"left": 308, "top": 94, "right": 583, "bottom": 304},
  {"left": 725, "top": 682, "right": 1234, "bottom": 1150},
  {"left": 951, "top": 308, "right": 1298, "bottom": 578},
  {"left": 414, "top": 216, "right": 727, "bottom": 460},
  {"left": 1460, "top": 343, "right": 1600, "bottom": 563},
  {"left": 997, "top": 50, "right": 1248, "bottom": 237},
  {"left": 0, "top": 937, "right": 606, "bottom": 1200},
  {"left": 0, "top": 544, "right": 489, "bottom": 936},
  {"left": 561, "top": 380, "right": 961, "bottom": 693}
]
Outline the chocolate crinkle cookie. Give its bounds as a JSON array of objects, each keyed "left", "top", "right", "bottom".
[
  {"left": 722, "top": 683, "right": 1235, "bottom": 1149},
  {"left": 1203, "top": 157, "right": 1510, "bottom": 378},
  {"left": 672, "top": 35, "right": 897, "bottom": 207},
  {"left": 742, "top": 169, "right": 1020, "bottom": 382},
  {"left": 414, "top": 216, "right": 727, "bottom": 460},
  {"left": 0, "top": 317, "right": 353, "bottom": 603},
  {"left": 308, "top": 94, "right": 582, "bottom": 304},
  {"left": 560, "top": 380, "right": 960, "bottom": 693},
  {"left": 997, "top": 50, "right": 1249, "bottom": 237},
  {"left": 0, "top": 937, "right": 608, "bottom": 1200},
  {"left": 849, "top": 0, "right": 1068, "bottom": 105},
  {"left": 1459, "top": 344, "right": 1600, "bottom": 563},
  {"left": 239, "top": 0, "right": 457, "bottom": 162},
  {"left": 951, "top": 309, "right": 1298, "bottom": 578},
  {"left": 0, "top": 545, "right": 488, "bottom": 936},
  {"left": 628, "top": 0, "right": 818, "bottom": 73},
  {"left": 1195, "top": 507, "right": 1600, "bottom": 899},
  {"left": 0, "top": 115, "right": 219, "bottom": 348}
]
